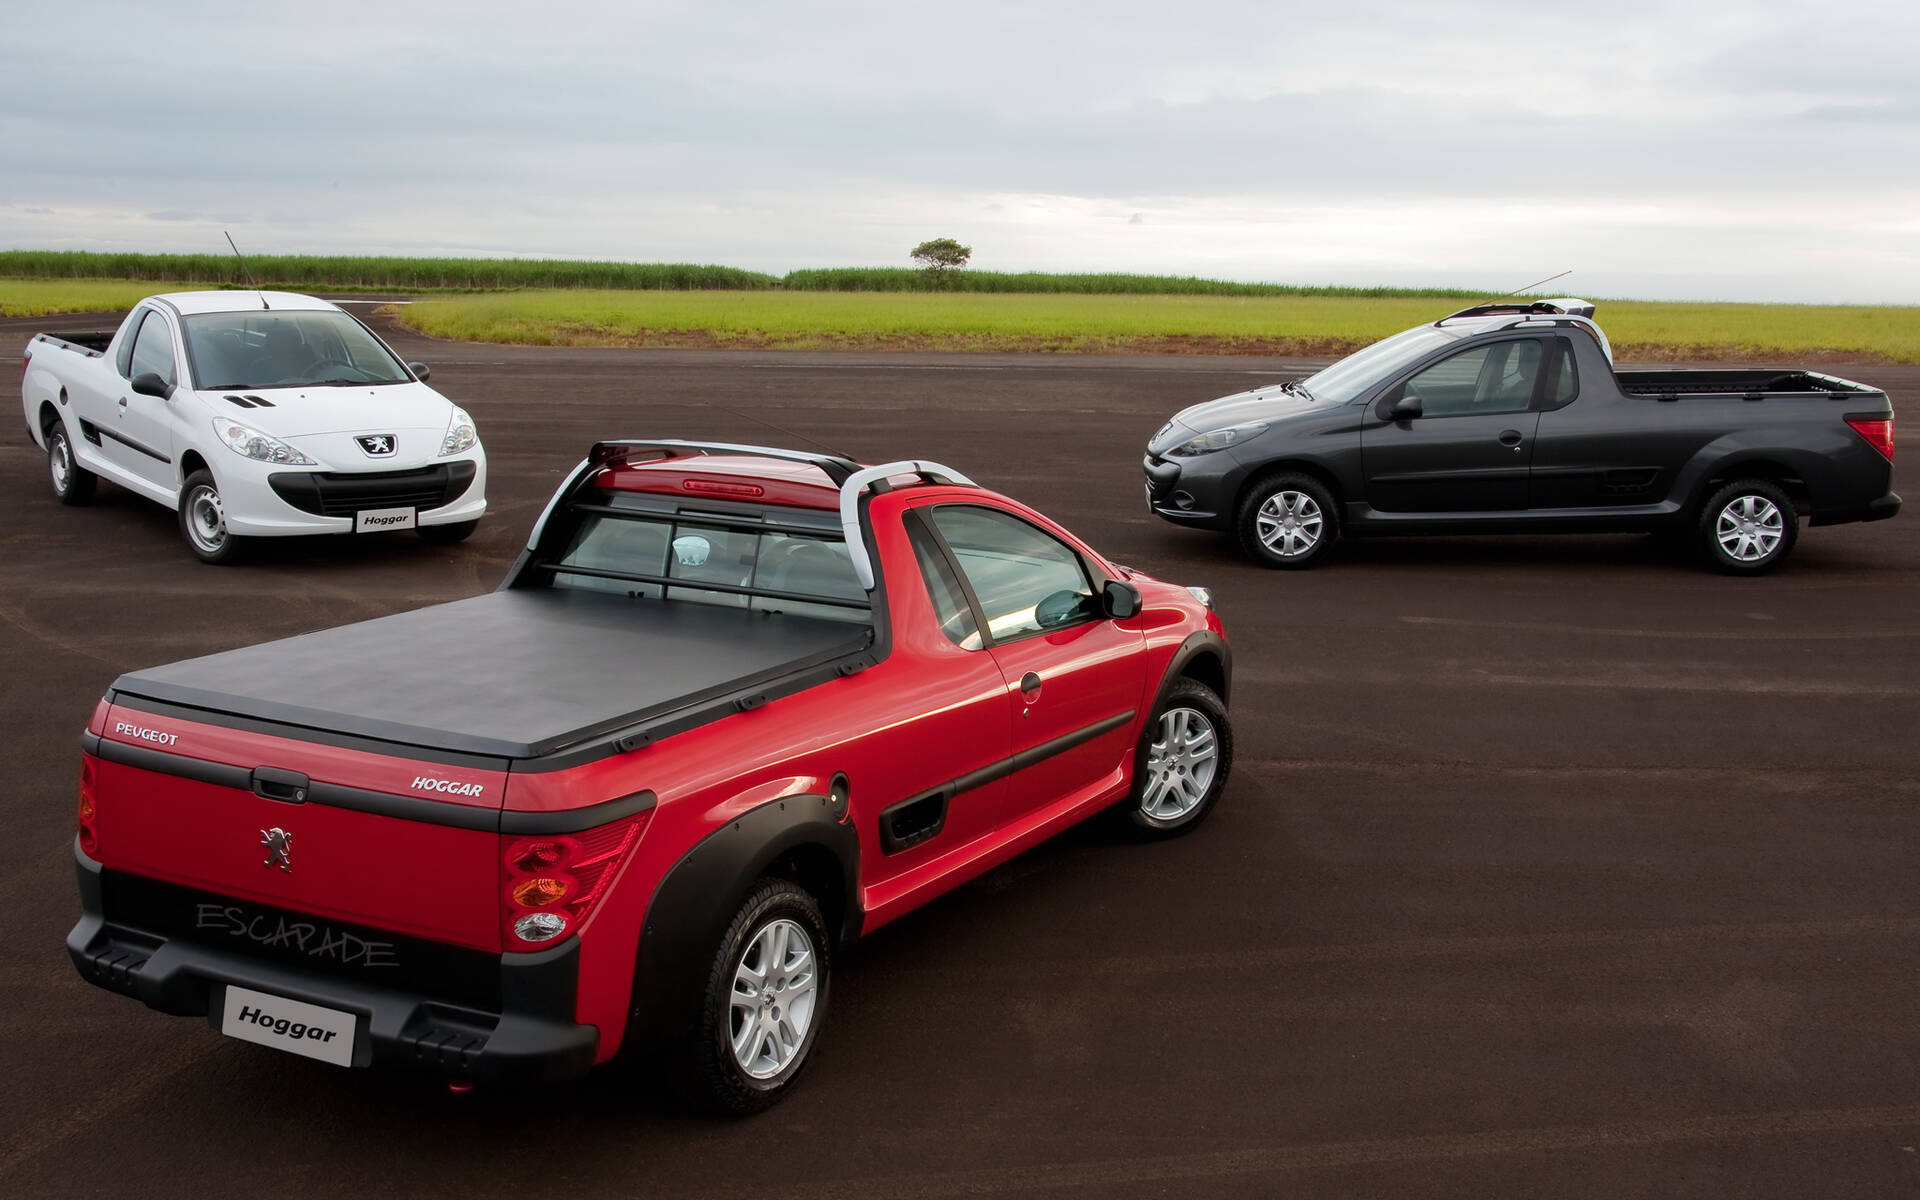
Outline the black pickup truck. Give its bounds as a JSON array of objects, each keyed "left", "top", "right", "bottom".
[{"left": 1144, "top": 300, "right": 1899, "bottom": 573}]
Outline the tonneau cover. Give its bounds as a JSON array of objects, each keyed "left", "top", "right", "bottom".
[{"left": 110, "top": 590, "right": 872, "bottom": 761}]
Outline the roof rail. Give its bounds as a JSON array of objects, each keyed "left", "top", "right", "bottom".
[
  {"left": 840, "top": 461, "right": 978, "bottom": 589},
  {"left": 1437, "top": 297, "right": 1597, "bottom": 324},
  {"left": 587, "top": 438, "right": 861, "bottom": 484}
]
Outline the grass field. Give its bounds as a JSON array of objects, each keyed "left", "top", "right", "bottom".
[
  {"left": 396, "top": 290, "right": 1920, "bottom": 364},
  {"left": 0, "top": 278, "right": 204, "bottom": 317}
]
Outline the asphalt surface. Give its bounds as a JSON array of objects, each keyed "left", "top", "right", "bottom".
[{"left": 4, "top": 308, "right": 1918, "bottom": 1198}]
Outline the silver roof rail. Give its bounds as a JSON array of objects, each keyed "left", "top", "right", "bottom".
[
  {"left": 1488, "top": 313, "right": 1615, "bottom": 364},
  {"left": 525, "top": 438, "right": 862, "bottom": 550},
  {"left": 839, "top": 461, "right": 978, "bottom": 590}
]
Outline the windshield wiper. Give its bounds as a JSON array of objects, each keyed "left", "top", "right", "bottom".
[{"left": 1283, "top": 380, "right": 1316, "bottom": 401}]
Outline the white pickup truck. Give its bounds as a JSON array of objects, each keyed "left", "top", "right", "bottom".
[{"left": 19, "top": 290, "right": 487, "bottom": 563}]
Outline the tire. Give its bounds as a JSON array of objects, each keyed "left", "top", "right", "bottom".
[
  {"left": 688, "top": 878, "right": 831, "bottom": 1116},
  {"left": 177, "top": 470, "right": 249, "bottom": 565},
  {"left": 1124, "top": 678, "right": 1234, "bottom": 838},
  {"left": 1697, "top": 479, "right": 1797, "bottom": 575},
  {"left": 1235, "top": 473, "right": 1338, "bottom": 568},
  {"left": 46, "top": 423, "right": 97, "bottom": 506},
  {"left": 418, "top": 519, "right": 480, "bottom": 545}
]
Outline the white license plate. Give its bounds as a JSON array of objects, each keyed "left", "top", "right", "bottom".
[
  {"left": 354, "top": 507, "right": 417, "bottom": 533},
  {"left": 220, "top": 985, "right": 358, "bottom": 1066}
]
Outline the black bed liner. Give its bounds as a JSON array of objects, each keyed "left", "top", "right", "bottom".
[
  {"left": 1614, "top": 368, "right": 1876, "bottom": 398},
  {"left": 109, "top": 590, "right": 874, "bottom": 766}
]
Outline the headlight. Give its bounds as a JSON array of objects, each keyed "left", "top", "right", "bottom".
[
  {"left": 212, "top": 417, "right": 316, "bottom": 466},
  {"left": 1167, "top": 422, "right": 1269, "bottom": 457},
  {"left": 439, "top": 407, "right": 477, "bottom": 457},
  {"left": 1186, "top": 585, "right": 1213, "bottom": 609}
]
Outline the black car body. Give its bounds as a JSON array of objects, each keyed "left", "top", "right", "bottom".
[{"left": 1144, "top": 300, "right": 1899, "bottom": 573}]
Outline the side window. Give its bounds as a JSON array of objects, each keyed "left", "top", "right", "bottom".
[
  {"left": 1405, "top": 340, "right": 1541, "bottom": 417},
  {"left": 115, "top": 310, "right": 150, "bottom": 378},
  {"left": 1548, "top": 338, "right": 1579, "bottom": 407},
  {"left": 555, "top": 517, "right": 668, "bottom": 597},
  {"left": 128, "top": 312, "right": 178, "bottom": 386},
  {"left": 906, "top": 517, "right": 982, "bottom": 650},
  {"left": 928, "top": 505, "right": 1095, "bottom": 643}
]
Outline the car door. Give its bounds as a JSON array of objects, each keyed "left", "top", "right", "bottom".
[
  {"left": 103, "top": 308, "right": 182, "bottom": 491},
  {"left": 918, "top": 502, "right": 1145, "bottom": 829},
  {"left": 1527, "top": 336, "right": 1701, "bottom": 510},
  {"left": 1361, "top": 336, "right": 1546, "bottom": 513}
]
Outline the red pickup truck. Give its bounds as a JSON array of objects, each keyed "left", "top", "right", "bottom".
[{"left": 68, "top": 440, "right": 1233, "bottom": 1113}]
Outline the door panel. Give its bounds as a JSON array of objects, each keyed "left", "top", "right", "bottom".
[
  {"left": 1362, "top": 338, "right": 1545, "bottom": 513},
  {"left": 104, "top": 310, "right": 179, "bottom": 489}
]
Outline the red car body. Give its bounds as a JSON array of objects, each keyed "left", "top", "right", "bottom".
[{"left": 69, "top": 441, "right": 1230, "bottom": 1091}]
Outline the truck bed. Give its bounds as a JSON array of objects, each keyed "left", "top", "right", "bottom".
[
  {"left": 1614, "top": 368, "right": 1879, "bottom": 398},
  {"left": 109, "top": 589, "right": 874, "bottom": 764}
]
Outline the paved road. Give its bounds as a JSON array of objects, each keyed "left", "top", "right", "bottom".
[{"left": 4, "top": 312, "right": 1918, "bottom": 1197}]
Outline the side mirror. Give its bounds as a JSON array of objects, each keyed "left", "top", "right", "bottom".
[
  {"left": 1101, "top": 579, "right": 1142, "bottom": 620},
  {"left": 408, "top": 362, "right": 431, "bottom": 381},
  {"left": 1389, "top": 392, "right": 1424, "bottom": 420},
  {"left": 130, "top": 372, "right": 173, "bottom": 400}
]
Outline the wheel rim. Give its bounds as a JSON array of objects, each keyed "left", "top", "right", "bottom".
[
  {"left": 185, "top": 485, "right": 228, "bottom": 554},
  {"left": 49, "top": 434, "right": 72, "bottom": 493},
  {"left": 1255, "top": 490, "right": 1323, "bottom": 557},
  {"left": 728, "top": 917, "right": 819, "bottom": 1080},
  {"left": 1715, "top": 494, "right": 1784, "bottom": 562},
  {"left": 1141, "top": 706, "right": 1220, "bottom": 821}
]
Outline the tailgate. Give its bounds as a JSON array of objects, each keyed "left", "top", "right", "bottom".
[{"left": 90, "top": 700, "right": 508, "bottom": 953}]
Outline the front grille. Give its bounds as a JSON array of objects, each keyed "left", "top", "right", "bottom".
[
  {"left": 100, "top": 870, "right": 502, "bottom": 1011},
  {"left": 269, "top": 461, "right": 478, "bottom": 518}
]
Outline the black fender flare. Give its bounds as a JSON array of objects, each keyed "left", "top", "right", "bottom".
[
  {"left": 1154, "top": 630, "right": 1233, "bottom": 710},
  {"left": 625, "top": 792, "right": 858, "bottom": 1046}
]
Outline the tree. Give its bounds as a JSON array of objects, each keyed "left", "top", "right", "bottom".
[{"left": 910, "top": 238, "right": 972, "bottom": 281}]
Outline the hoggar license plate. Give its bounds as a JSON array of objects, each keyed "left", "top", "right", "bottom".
[
  {"left": 220, "top": 985, "right": 358, "bottom": 1066},
  {"left": 354, "top": 507, "right": 417, "bottom": 533}
]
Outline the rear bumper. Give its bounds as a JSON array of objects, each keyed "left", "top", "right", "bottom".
[
  {"left": 1810, "top": 490, "right": 1901, "bottom": 527},
  {"left": 66, "top": 844, "right": 597, "bottom": 1081}
]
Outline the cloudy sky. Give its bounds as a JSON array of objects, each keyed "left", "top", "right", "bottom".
[{"left": 6, "top": 0, "right": 1917, "bottom": 302}]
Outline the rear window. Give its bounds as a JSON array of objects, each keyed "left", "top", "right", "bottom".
[{"left": 553, "top": 512, "right": 867, "bottom": 623}]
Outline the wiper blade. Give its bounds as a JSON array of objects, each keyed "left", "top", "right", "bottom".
[{"left": 1282, "top": 380, "right": 1315, "bottom": 400}]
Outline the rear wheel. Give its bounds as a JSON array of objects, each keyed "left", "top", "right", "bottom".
[
  {"left": 1125, "top": 678, "right": 1233, "bottom": 838},
  {"left": 689, "top": 878, "right": 831, "bottom": 1116},
  {"left": 1698, "top": 479, "right": 1797, "bottom": 574},
  {"left": 178, "top": 470, "right": 249, "bottom": 565},
  {"left": 1236, "top": 473, "right": 1338, "bottom": 568},
  {"left": 46, "top": 424, "right": 97, "bottom": 506}
]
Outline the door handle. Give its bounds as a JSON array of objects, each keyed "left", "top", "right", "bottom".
[
  {"left": 251, "top": 766, "right": 310, "bottom": 803},
  {"left": 1497, "top": 429, "right": 1524, "bottom": 450},
  {"left": 117, "top": 396, "right": 129, "bottom": 409},
  {"left": 1019, "top": 672, "right": 1042, "bottom": 701}
]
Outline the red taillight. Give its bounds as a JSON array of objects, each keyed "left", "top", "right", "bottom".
[
  {"left": 1846, "top": 416, "right": 1894, "bottom": 462},
  {"left": 501, "top": 810, "right": 651, "bottom": 948},
  {"left": 77, "top": 758, "right": 99, "bottom": 857}
]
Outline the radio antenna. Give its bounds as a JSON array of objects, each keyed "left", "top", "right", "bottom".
[
  {"left": 1498, "top": 269, "right": 1572, "bottom": 299},
  {"left": 224, "top": 231, "right": 269, "bottom": 310}
]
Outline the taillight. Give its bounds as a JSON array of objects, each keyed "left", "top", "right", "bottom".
[
  {"left": 77, "top": 758, "right": 99, "bottom": 857},
  {"left": 1846, "top": 416, "right": 1894, "bottom": 462},
  {"left": 501, "top": 810, "right": 651, "bottom": 949}
]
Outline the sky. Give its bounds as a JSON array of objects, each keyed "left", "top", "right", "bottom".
[{"left": 5, "top": 0, "right": 1919, "bottom": 303}]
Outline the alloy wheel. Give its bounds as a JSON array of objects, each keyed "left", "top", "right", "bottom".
[
  {"left": 1255, "top": 490, "right": 1323, "bottom": 558},
  {"left": 728, "top": 917, "right": 819, "bottom": 1079},
  {"left": 1141, "top": 706, "right": 1220, "bottom": 820},
  {"left": 1716, "top": 494, "right": 1784, "bottom": 563}
]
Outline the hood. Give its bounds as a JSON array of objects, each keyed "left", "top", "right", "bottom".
[
  {"left": 1148, "top": 384, "right": 1321, "bottom": 455},
  {"left": 191, "top": 380, "right": 455, "bottom": 439}
]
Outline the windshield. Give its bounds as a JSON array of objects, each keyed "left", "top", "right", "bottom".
[
  {"left": 1298, "top": 325, "right": 1461, "bottom": 405},
  {"left": 182, "top": 310, "right": 412, "bottom": 390}
]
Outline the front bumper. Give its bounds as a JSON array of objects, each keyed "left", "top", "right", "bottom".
[
  {"left": 66, "top": 844, "right": 596, "bottom": 1081},
  {"left": 215, "top": 447, "right": 488, "bottom": 537},
  {"left": 1142, "top": 452, "right": 1234, "bottom": 528}
]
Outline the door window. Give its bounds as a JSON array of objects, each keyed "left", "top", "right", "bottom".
[
  {"left": 928, "top": 506, "right": 1096, "bottom": 643},
  {"left": 1405, "top": 340, "right": 1541, "bottom": 417},
  {"left": 128, "top": 312, "right": 178, "bottom": 386},
  {"left": 1546, "top": 339, "right": 1579, "bottom": 408},
  {"left": 906, "top": 518, "right": 983, "bottom": 649}
]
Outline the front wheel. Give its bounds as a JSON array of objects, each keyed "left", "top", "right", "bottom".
[
  {"left": 1125, "top": 678, "right": 1234, "bottom": 838},
  {"left": 178, "top": 470, "right": 249, "bottom": 565},
  {"left": 1236, "top": 473, "right": 1338, "bottom": 568},
  {"left": 689, "top": 879, "right": 831, "bottom": 1116},
  {"left": 1698, "top": 479, "right": 1797, "bottom": 575},
  {"left": 47, "top": 424, "right": 97, "bottom": 506}
]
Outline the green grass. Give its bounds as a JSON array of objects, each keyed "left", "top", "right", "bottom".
[
  {"left": 0, "top": 278, "right": 201, "bottom": 317},
  {"left": 780, "top": 267, "right": 1488, "bottom": 297},
  {"left": 0, "top": 251, "right": 777, "bottom": 292},
  {"left": 397, "top": 289, "right": 1920, "bottom": 363}
]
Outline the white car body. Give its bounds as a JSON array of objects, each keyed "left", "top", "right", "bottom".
[{"left": 20, "top": 290, "right": 485, "bottom": 553}]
